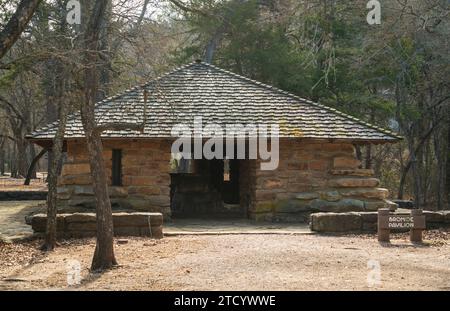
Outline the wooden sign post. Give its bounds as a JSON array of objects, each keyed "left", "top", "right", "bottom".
[{"left": 377, "top": 208, "right": 426, "bottom": 243}]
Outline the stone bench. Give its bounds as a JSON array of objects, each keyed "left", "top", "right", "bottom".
[
  {"left": 26, "top": 212, "right": 163, "bottom": 238},
  {"left": 310, "top": 211, "right": 450, "bottom": 233}
]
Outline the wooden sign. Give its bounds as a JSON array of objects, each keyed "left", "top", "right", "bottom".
[{"left": 377, "top": 209, "right": 426, "bottom": 243}]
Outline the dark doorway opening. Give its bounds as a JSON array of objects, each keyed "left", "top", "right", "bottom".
[{"left": 170, "top": 158, "right": 244, "bottom": 218}]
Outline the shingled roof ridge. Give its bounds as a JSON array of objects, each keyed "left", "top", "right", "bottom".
[
  {"left": 198, "top": 61, "right": 401, "bottom": 140},
  {"left": 141, "top": 61, "right": 199, "bottom": 89}
]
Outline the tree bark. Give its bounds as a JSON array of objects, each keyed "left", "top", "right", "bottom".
[
  {"left": 28, "top": 143, "right": 37, "bottom": 179},
  {"left": 397, "top": 119, "right": 442, "bottom": 199},
  {"left": 0, "top": 138, "right": 5, "bottom": 175},
  {"left": 81, "top": 0, "right": 117, "bottom": 271},
  {"left": 24, "top": 147, "right": 47, "bottom": 185},
  {"left": 0, "top": 0, "right": 42, "bottom": 59},
  {"left": 16, "top": 138, "right": 28, "bottom": 177},
  {"left": 41, "top": 98, "right": 68, "bottom": 251}
]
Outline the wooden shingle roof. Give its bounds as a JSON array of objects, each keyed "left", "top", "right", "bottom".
[{"left": 28, "top": 61, "right": 401, "bottom": 142}]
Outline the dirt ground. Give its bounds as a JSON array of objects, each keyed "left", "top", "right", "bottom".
[
  {"left": 0, "top": 231, "right": 449, "bottom": 291},
  {"left": 0, "top": 201, "right": 46, "bottom": 241},
  {"left": 0, "top": 175, "right": 47, "bottom": 192}
]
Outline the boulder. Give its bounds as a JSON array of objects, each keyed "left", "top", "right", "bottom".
[{"left": 310, "top": 212, "right": 362, "bottom": 232}]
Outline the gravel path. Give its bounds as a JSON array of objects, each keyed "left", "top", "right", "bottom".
[
  {"left": 0, "top": 201, "right": 45, "bottom": 241},
  {"left": 0, "top": 232, "right": 449, "bottom": 290}
]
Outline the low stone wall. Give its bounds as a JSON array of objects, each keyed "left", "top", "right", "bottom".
[
  {"left": 310, "top": 211, "right": 450, "bottom": 233},
  {"left": 0, "top": 191, "right": 47, "bottom": 201},
  {"left": 26, "top": 212, "right": 163, "bottom": 238}
]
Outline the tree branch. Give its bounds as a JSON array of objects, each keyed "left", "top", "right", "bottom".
[
  {"left": 168, "top": 0, "right": 211, "bottom": 17},
  {"left": 0, "top": 95, "right": 26, "bottom": 122},
  {"left": 0, "top": 134, "right": 16, "bottom": 141},
  {"left": 0, "top": 0, "right": 43, "bottom": 59},
  {"left": 93, "top": 89, "right": 148, "bottom": 135}
]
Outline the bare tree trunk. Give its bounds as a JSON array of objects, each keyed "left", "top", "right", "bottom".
[
  {"left": 0, "top": 139, "right": 5, "bottom": 175},
  {"left": 97, "top": 1, "right": 112, "bottom": 101},
  {"left": 10, "top": 144, "right": 17, "bottom": 177},
  {"left": 447, "top": 115, "right": 450, "bottom": 208},
  {"left": 24, "top": 147, "right": 47, "bottom": 185},
  {"left": 28, "top": 143, "right": 37, "bottom": 179},
  {"left": 81, "top": 0, "right": 117, "bottom": 271},
  {"left": 397, "top": 120, "right": 441, "bottom": 200},
  {"left": 41, "top": 79, "right": 68, "bottom": 251},
  {"left": 45, "top": 98, "right": 58, "bottom": 171}
]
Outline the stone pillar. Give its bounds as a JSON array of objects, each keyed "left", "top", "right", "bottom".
[
  {"left": 410, "top": 209, "right": 423, "bottom": 243},
  {"left": 377, "top": 208, "right": 390, "bottom": 242}
]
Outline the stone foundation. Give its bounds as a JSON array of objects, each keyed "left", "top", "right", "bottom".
[
  {"left": 57, "top": 139, "right": 172, "bottom": 216},
  {"left": 26, "top": 212, "right": 164, "bottom": 238}
]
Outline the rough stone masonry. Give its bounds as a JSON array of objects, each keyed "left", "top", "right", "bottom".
[
  {"left": 55, "top": 138, "right": 395, "bottom": 222},
  {"left": 248, "top": 140, "right": 396, "bottom": 222}
]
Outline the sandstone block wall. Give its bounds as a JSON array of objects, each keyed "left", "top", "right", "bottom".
[
  {"left": 249, "top": 141, "right": 396, "bottom": 222},
  {"left": 57, "top": 139, "right": 395, "bottom": 222},
  {"left": 57, "top": 139, "right": 172, "bottom": 216},
  {"left": 26, "top": 212, "right": 164, "bottom": 238}
]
